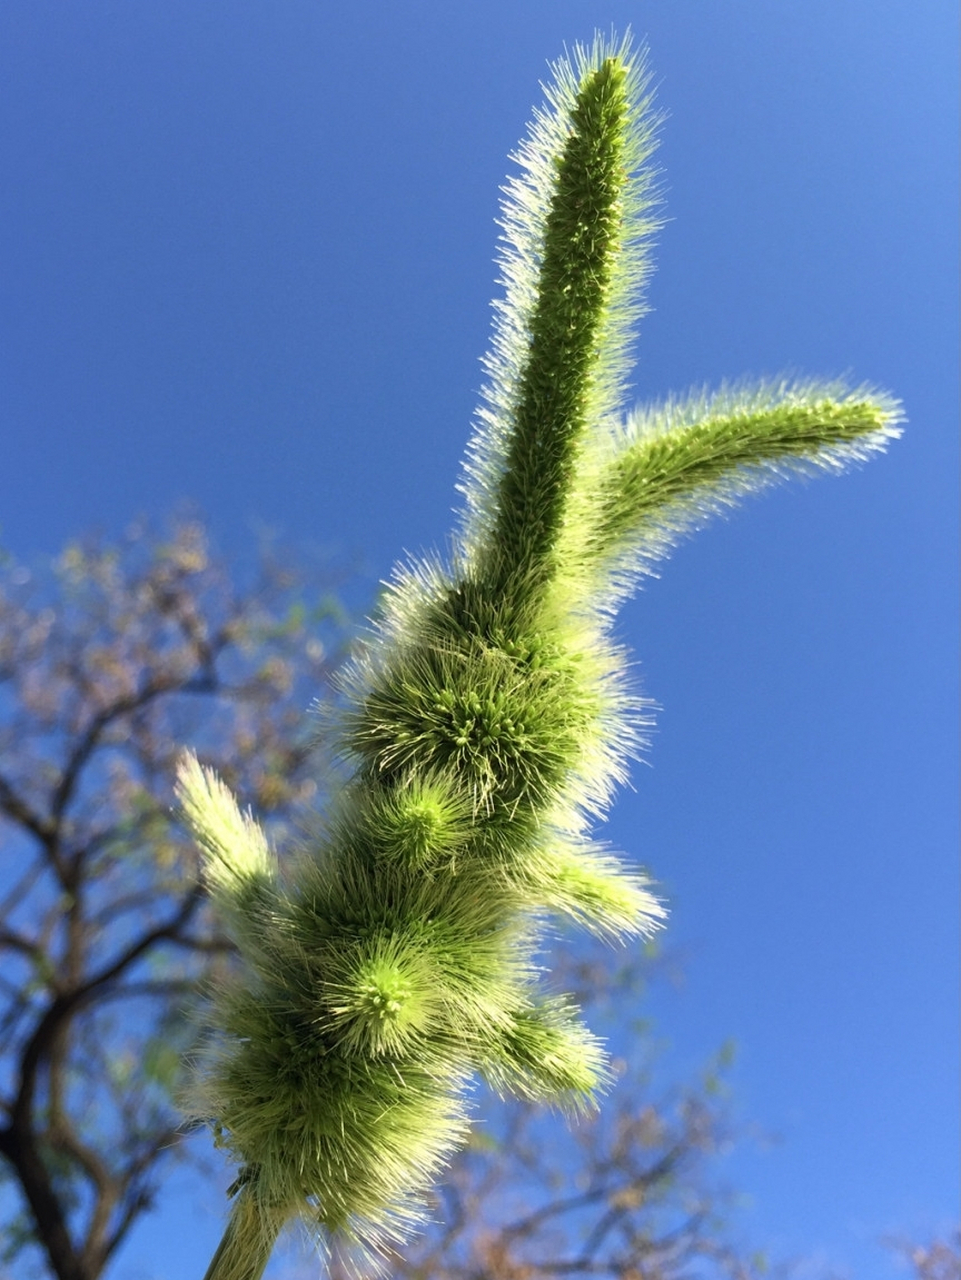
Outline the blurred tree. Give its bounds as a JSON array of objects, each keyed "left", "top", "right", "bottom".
[
  {"left": 887, "top": 1234, "right": 961, "bottom": 1280},
  {"left": 0, "top": 518, "right": 344, "bottom": 1280},
  {"left": 332, "top": 1036, "right": 961, "bottom": 1280}
]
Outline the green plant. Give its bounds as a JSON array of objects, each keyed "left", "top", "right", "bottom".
[{"left": 180, "top": 35, "right": 900, "bottom": 1280}]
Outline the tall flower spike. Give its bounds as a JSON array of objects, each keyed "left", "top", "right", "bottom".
[
  {"left": 460, "top": 35, "right": 662, "bottom": 592},
  {"left": 188, "top": 36, "right": 900, "bottom": 1280}
]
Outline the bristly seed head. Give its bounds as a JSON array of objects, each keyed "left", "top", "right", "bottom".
[{"left": 184, "top": 32, "right": 899, "bottom": 1276}]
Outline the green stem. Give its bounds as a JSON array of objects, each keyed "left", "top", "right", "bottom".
[{"left": 201, "top": 1194, "right": 282, "bottom": 1280}]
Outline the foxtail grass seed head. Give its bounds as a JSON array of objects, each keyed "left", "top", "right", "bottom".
[{"left": 185, "top": 35, "right": 901, "bottom": 1278}]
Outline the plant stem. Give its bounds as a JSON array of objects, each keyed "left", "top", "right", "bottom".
[{"left": 202, "top": 1194, "right": 282, "bottom": 1280}]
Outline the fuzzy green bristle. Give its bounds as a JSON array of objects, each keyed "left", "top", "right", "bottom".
[
  {"left": 363, "top": 774, "right": 470, "bottom": 869},
  {"left": 346, "top": 637, "right": 596, "bottom": 812},
  {"left": 482, "top": 58, "right": 631, "bottom": 594},
  {"left": 586, "top": 381, "right": 902, "bottom": 581},
  {"left": 323, "top": 934, "right": 437, "bottom": 1057},
  {"left": 480, "top": 998, "right": 611, "bottom": 1111}
]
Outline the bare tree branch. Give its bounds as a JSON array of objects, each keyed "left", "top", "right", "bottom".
[{"left": 0, "top": 518, "right": 346, "bottom": 1280}]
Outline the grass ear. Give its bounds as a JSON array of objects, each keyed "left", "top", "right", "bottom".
[
  {"left": 460, "top": 36, "right": 662, "bottom": 596},
  {"left": 478, "top": 997, "right": 612, "bottom": 1112},
  {"left": 518, "top": 835, "right": 666, "bottom": 940},
  {"left": 192, "top": 36, "right": 901, "bottom": 1278},
  {"left": 175, "top": 752, "right": 277, "bottom": 929},
  {"left": 583, "top": 379, "right": 903, "bottom": 594}
]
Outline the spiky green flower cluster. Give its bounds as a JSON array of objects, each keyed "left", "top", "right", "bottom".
[{"left": 181, "top": 35, "right": 901, "bottom": 1280}]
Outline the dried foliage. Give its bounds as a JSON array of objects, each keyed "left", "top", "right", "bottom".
[{"left": 0, "top": 519, "right": 344, "bottom": 1280}]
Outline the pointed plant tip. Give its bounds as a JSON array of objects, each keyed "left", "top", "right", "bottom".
[
  {"left": 175, "top": 750, "right": 274, "bottom": 892},
  {"left": 174, "top": 745, "right": 200, "bottom": 790}
]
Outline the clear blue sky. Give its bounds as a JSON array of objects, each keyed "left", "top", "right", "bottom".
[{"left": 0, "top": 3, "right": 957, "bottom": 1278}]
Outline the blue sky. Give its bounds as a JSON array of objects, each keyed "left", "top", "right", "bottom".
[{"left": 0, "top": 3, "right": 957, "bottom": 1278}]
